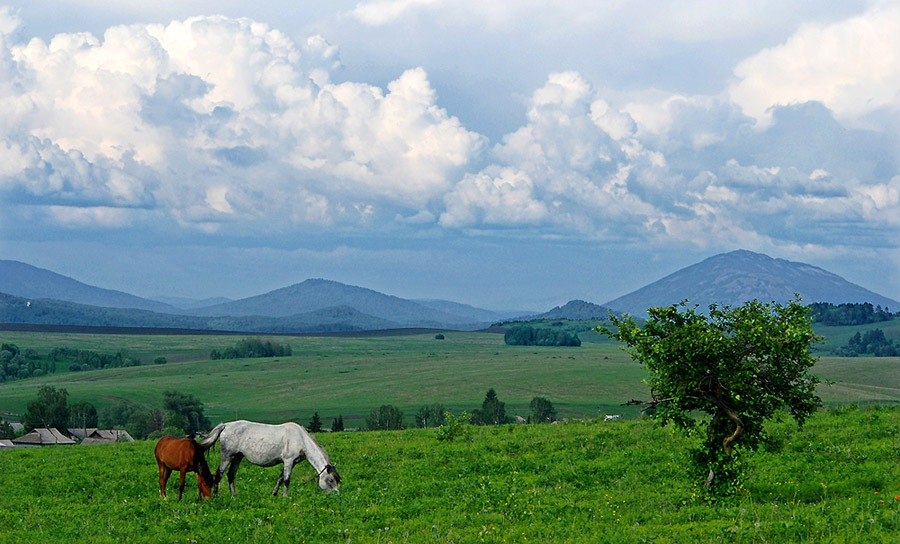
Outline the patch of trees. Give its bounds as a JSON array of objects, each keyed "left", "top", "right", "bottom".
[
  {"left": 17, "top": 386, "right": 211, "bottom": 440},
  {"left": 837, "top": 329, "right": 899, "bottom": 356},
  {"left": 362, "top": 391, "right": 558, "bottom": 431},
  {"left": 415, "top": 403, "right": 446, "bottom": 428},
  {"left": 470, "top": 388, "right": 511, "bottom": 424},
  {"left": 210, "top": 337, "right": 293, "bottom": 360},
  {"left": 331, "top": 415, "right": 344, "bottom": 432},
  {"left": 48, "top": 347, "right": 140, "bottom": 371},
  {"left": 366, "top": 405, "right": 404, "bottom": 430},
  {"left": 1, "top": 343, "right": 56, "bottom": 382},
  {"left": 808, "top": 302, "right": 895, "bottom": 326},
  {"left": 504, "top": 325, "right": 581, "bottom": 346},
  {"left": 97, "top": 390, "right": 209, "bottom": 439}
]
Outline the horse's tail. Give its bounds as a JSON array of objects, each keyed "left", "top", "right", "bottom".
[{"left": 198, "top": 423, "right": 225, "bottom": 451}]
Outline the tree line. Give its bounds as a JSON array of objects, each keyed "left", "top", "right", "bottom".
[
  {"left": 359, "top": 388, "right": 558, "bottom": 431},
  {"left": 1, "top": 343, "right": 57, "bottom": 382},
  {"left": 808, "top": 302, "right": 895, "bottom": 326},
  {"left": 48, "top": 347, "right": 141, "bottom": 371},
  {"left": 504, "top": 325, "right": 581, "bottom": 346},
  {"left": 1, "top": 342, "right": 147, "bottom": 382},
  {"left": 210, "top": 337, "right": 292, "bottom": 359},
  {"left": 836, "top": 328, "right": 899, "bottom": 356}
]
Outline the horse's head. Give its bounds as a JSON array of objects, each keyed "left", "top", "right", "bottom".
[
  {"left": 318, "top": 464, "right": 341, "bottom": 492},
  {"left": 194, "top": 443, "right": 215, "bottom": 498}
]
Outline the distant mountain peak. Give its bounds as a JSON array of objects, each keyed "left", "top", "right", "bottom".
[
  {"left": 534, "top": 300, "right": 613, "bottom": 320},
  {"left": 604, "top": 250, "right": 899, "bottom": 316}
]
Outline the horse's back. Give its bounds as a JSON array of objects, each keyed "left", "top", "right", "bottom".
[
  {"left": 218, "top": 420, "right": 308, "bottom": 464},
  {"left": 155, "top": 436, "right": 200, "bottom": 468}
]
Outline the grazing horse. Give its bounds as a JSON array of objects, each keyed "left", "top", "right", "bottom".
[
  {"left": 200, "top": 420, "right": 340, "bottom": 496},
  {"left": 154, "top": 435, "right": 215, "bottom": 500}
]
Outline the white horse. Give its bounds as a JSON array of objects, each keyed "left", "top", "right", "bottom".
[{"left": 200, "top": 420, "right": 340, "bottom": 496}]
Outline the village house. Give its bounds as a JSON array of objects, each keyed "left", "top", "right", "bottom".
[
  {"left": 68, "top": 428, "right": 135, "bottom": 444},
  {"left": 11, "top": 428, "right": 76, "bottom": 446}
]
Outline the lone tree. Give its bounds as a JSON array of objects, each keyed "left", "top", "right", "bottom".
[
  {"left": 600, "top": 298, "right": 821, "bottom": 495},
  {"left": 471, "top": 388, "right": 511, "bottom": 425},
  {"left": 69, "top": 401, "right": 98, "bottom": 430},
  {"left": 162, "top": 390, "right": 211, "bottom": 435},
  {"left": 529, "top": 396, "right": 557, "bottom": 423},
  {"left": 23, "top": 385, "right": 70, "bottom": 430},
  {"left": 308, "top": 411, "right": 323, "bottom": 433}
]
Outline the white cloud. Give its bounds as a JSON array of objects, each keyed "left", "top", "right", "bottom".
[
  {"left": 0, "top": 13, "right": 483, "bottom": 232},
  {"left": 730, "top": 1, "right": 900, "bottom": 126},
  {"left": 352, "top": 0, "right": 444, "bottom": 26},
  {"left": 440, "top": 167, "right": 547, "bottom": 227},
  {"left": 1, "top": 5, "right": 897, "bottom": 294}
]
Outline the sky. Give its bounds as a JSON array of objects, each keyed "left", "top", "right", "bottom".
[{"left": 0, "top": 0, "right": 898, "bottom": 310}]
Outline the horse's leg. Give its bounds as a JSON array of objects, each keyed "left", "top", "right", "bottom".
[
  {"left": 226, "top": 455, "right": 243, "bottom": 497},
  {"left": 271, "top": 471, "right": 283, "bottom": 496},
  {"left": 177, "top": 468, "right": 187, "bottom": 500},
  {"left": 158, "top": 463, "right": 170, "bottom": 498},
  {"left": 274, "top": 458, "right": 295, "bottom": 497},
  {"left": 214, "top": 452, "right": 232, "bottom": 497},
  {"left": 195, "top": 473, "right": 204, "bottom": 500}
]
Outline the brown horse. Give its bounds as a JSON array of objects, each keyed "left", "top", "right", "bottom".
[{"left": 154, "top": 436, "right": 215, "bottom": 500}]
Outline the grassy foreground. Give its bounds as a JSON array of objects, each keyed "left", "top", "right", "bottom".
[{"left": 0, "top": 406, "right": 896, "bottom": 543}]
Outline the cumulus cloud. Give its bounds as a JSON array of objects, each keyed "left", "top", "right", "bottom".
[
  {"left": 0, "top": 13, "right": 483, "bottom": 235},
  {"left": 440, "top": 72, "right": 661, "bottom": 238},
  {"left": 1, "top": 6, "right": 897, "bottom": 266},
  {"left": 730, "top": 1, "right": 900, "bottom": 126},
  {"left": 438, "top": 63, "right": 898, "bottom": 255}
]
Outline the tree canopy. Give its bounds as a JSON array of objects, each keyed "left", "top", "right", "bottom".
[
  {"left": 529, "top": 396, "right": 557, "bottom": 423},
  {"left": 471, "top": 388, "right": 511, "bottom": 425},
  {"left": 23, "top": 385, "right": 70, "bottom": 430},
  {"left": 601, "top": 298, "right": 821, "bottom": 495},
  {"left": 366, "top": 405, "right": 404, "bottom": 430},
  {"left": 162, "top": 390, "right": 211, "bottom": 435}
]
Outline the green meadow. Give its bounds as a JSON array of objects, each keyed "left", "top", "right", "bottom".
[
  {"left": 1, "top": 330, "right": 899, "bottom": 427},
  {"left": 0, "top": 406, "right": 896, "bottom": 543},
  {"left": 1, "top": 331, "right": 898, "bottom": 427}
]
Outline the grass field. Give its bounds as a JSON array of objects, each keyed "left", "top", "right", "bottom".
[
  {"left": 1, "top": 330, "right": 898, "bottom": 427},
  {"left": 812, "top": 318, "right": 900, "bottom": 353},
  {"left": 0, "top": 405, "right": 896, "bottom": 543}
]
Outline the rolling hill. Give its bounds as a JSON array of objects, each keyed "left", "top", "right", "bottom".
[
  {"left": 187, "top": 278, "right": 509, "bottom": 327},
  {"left": 0, "top": 260, "right": 177, "bottom": 313},
  {"left": 531, "top": 299, "right": 614, "bottom": 320},
  {"left": 604, "top": 250, "right": 900, "bottom": 316}
]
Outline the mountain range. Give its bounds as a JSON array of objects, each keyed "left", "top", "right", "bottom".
[{"left": 0, "top": 250, "right": 897, "bottom": 333}]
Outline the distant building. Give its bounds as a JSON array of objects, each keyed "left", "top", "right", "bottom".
[
  {"left": 0, "top": 439, "right": 15, "bottom": 449},
  {"left": 12, "top": 428, "right": 76, "bottom": 446},
  {"left": 68, "top": 428, "right": 135, "bottom": 444}
]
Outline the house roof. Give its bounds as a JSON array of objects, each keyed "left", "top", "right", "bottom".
[
  {"left": 0, "top": 439, "right": 14, "bottom": 448},
  {"left": 12, "top": 428, "right": 76, "bottom": 446},
  {"left": 68, "top": 428, "right": 135, "bottom": 443}
]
